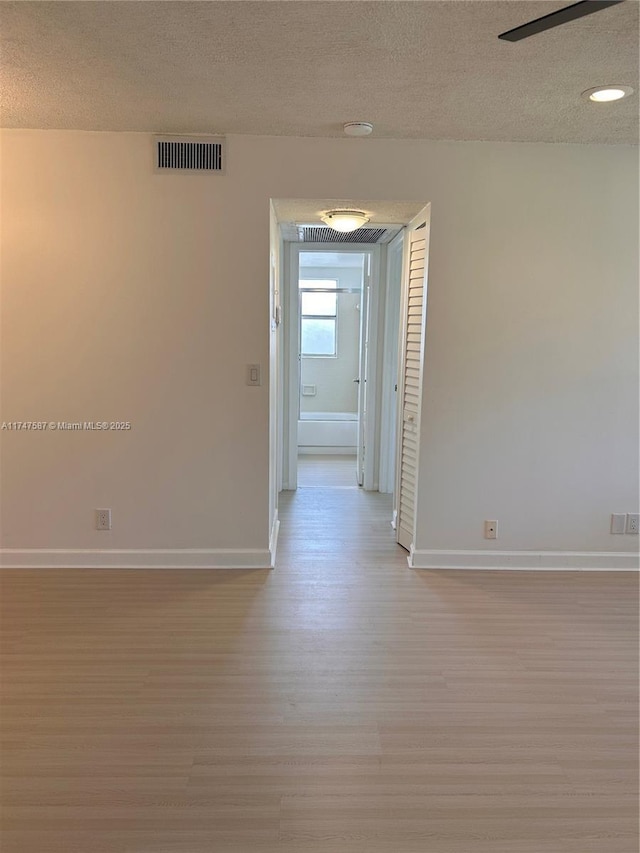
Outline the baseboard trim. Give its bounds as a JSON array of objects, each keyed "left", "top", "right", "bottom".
[
  {"left": 408, "top": 548, "right": 639, "bottom": 571},
  {"left": 5, "top": 545, "right": 635, "bottom": 571},
  {"left": 0, "top": 548, "right": 273, "bottom": 570},
  {"left": 269, "top": 511, "right": 280, "bottom": 568}
]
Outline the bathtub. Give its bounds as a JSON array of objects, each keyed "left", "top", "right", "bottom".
[{"left": 298, "top": 412, "right": 358, "bottom": 454}]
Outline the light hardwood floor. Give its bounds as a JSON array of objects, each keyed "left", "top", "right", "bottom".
[
  {"left": 297, "top": 454, "right": 359, "bottom": 488},
  {"left": 1, "top": 482, "right": 638, "bottom": 852}
]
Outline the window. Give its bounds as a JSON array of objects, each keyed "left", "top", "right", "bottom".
[{"left": 299, "top": 279, "right": 337, "bottom": 357}]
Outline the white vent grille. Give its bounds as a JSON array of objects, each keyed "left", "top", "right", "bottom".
[
  {"left": 155, "top": 137, "right": 224, "bottom": 172},
  {"left": 300, "top": 226, "right": 388, "bottom": 244}
]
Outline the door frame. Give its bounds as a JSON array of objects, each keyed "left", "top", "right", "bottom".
[
  {"left": 379, "top": 229, "right": 404, "bottom": 496},
  {"left": 356, "top": 253, "right": 370, "bottom": 487},
  {"left": 393, "top": 205, "right": 431, "bottom": 551},
  {"left": 283, "top": 242, "right": 381, "bottom": 491}
]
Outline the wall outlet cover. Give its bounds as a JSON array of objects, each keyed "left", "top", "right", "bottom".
[
  {"left": 96, "top": 508, "right": 112, "bottom": 531},
  {"left": 484, "top": 520, "right": 498, "bottom": 540},
  {"left": 626, "top": 513, "right": 639, "bottom": 534},
  {"left": 610, "top": 513, "right": 627, "bottom": 534}
]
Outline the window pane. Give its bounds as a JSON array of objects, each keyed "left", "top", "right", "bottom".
[
  {"left": 299, "top": 279, "right": 337, "bottom": 289},
  {"left": 301, "top": 319, "right": 336, "bottom": 356},
  {"left": 301, "top": 292, "right": 336, "bottom": 316}
]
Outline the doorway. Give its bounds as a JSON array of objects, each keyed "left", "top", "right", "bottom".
[
  {"left": 285, "top": 245, "right": 379, "bottom": 491},
  {"left": 270, "top": 199, "right": 431, "bottom": 566}
]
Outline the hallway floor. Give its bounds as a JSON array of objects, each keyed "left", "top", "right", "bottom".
[
  {"left": 297, "top": 453, "right": 359, "bottom": 488},
  {"left": 1, "top": 485, "right": 637, "bottom": 852}
]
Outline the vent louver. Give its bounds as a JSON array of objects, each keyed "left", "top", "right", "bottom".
[
  {"left": 301, "top": 227, "right": 388, "bottom": 244},
  {"left": 155, "top": 137, "right": 224, "bottom": 172}
]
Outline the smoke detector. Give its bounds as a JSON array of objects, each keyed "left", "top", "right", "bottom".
[{"left": 343, "top": 122, "right": 373, "bottom": 137}]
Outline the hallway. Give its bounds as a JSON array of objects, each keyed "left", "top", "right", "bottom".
[{"left": 278, "top": 466, "right": 404, "bottom": 571}]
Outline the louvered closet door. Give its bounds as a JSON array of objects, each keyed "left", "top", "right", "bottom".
[{"left": 397, "top": 225, "right": 428, "bottom": 552}]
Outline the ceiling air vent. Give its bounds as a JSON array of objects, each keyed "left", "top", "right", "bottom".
[
  {"left": 155, "top": 137, "right": 224, "bottom": 172},
  {"left": 300, "top": 226, "right": 388, "bottom": 244}
]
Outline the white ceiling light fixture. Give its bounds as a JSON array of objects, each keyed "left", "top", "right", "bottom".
[
  {"left": 320, "top": 210, "right": 370, "bottom": 232},
  {"left": 343, "top": 122, "right": 373, "bottom": 137},
  {"left": 582, "top": 85, "right": 634, "bottom": 103}
]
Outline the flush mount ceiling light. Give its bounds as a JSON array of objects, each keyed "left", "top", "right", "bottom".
[
  {"left": 343, "top": 122, "right": 373, "bottom": 137},
  {"left": 320, "top": 210, "right": 370, "bottom": 232},
  {"left": 582, "top": 85, "right": 634, "bottom": 102}
]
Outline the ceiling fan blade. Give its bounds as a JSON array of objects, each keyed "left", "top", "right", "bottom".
[{"left": 498, "top": 0, "right": 624, "bottom": 42}]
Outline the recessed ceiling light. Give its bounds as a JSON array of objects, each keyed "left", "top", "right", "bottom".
[
  {"left": 320, "top": 210, "right": 370, "bottom": 232},
  {"left": 344, "top": 122, "right": 373, "bottom": 137},
  {"left": 582, "top": 85, "right": 634, "bottom": 103}
]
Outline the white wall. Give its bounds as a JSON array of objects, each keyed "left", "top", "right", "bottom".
[
  {"left": 300, "top": 266, "right": 361, "bottom": 416},
  {"left": 1, "top": 131, "right": 637, "bottom": 565}
]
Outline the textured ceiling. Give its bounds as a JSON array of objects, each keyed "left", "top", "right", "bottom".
[{"left": 1, "top": 1, "right": 638, "bottom": 143}]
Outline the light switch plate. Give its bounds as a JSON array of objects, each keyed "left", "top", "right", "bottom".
[{"left": 247, "top": 364, "right": 261, "bottom": 386}]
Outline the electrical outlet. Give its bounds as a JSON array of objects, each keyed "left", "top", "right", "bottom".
[
  {"left": 96, "top": 508, "right": 112, "bottom": 531},
  {"left": 610, "top": 513, "right": 627, "bottom": 534},
  {"left": 484, "top": 520, "right": 498, "bottom": 540},
  {"left": 626, "top": 513, "right": 639, "bottom": 534}
]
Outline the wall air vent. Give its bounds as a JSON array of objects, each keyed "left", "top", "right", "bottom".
[
  {"left": 155, "top": 137, "right": 224, "bottom": 172},
  {"left": 300, "top": 226, "right": 389, "bottom": 244}
]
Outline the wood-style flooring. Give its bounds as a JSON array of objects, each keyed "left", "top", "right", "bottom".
[
  {"left": 297, "top": 454, "right": 359, "bottom": 488},
  {"left": 1, "top": 471, "right": 638, "bottom": 852}
]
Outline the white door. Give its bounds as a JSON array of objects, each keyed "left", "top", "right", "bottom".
[
  {"left": 396, "top": 207, "right": 430, "bottom": 552},
  {"left": 356, "top": 255, "right": 370, "bottom": 486}
]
